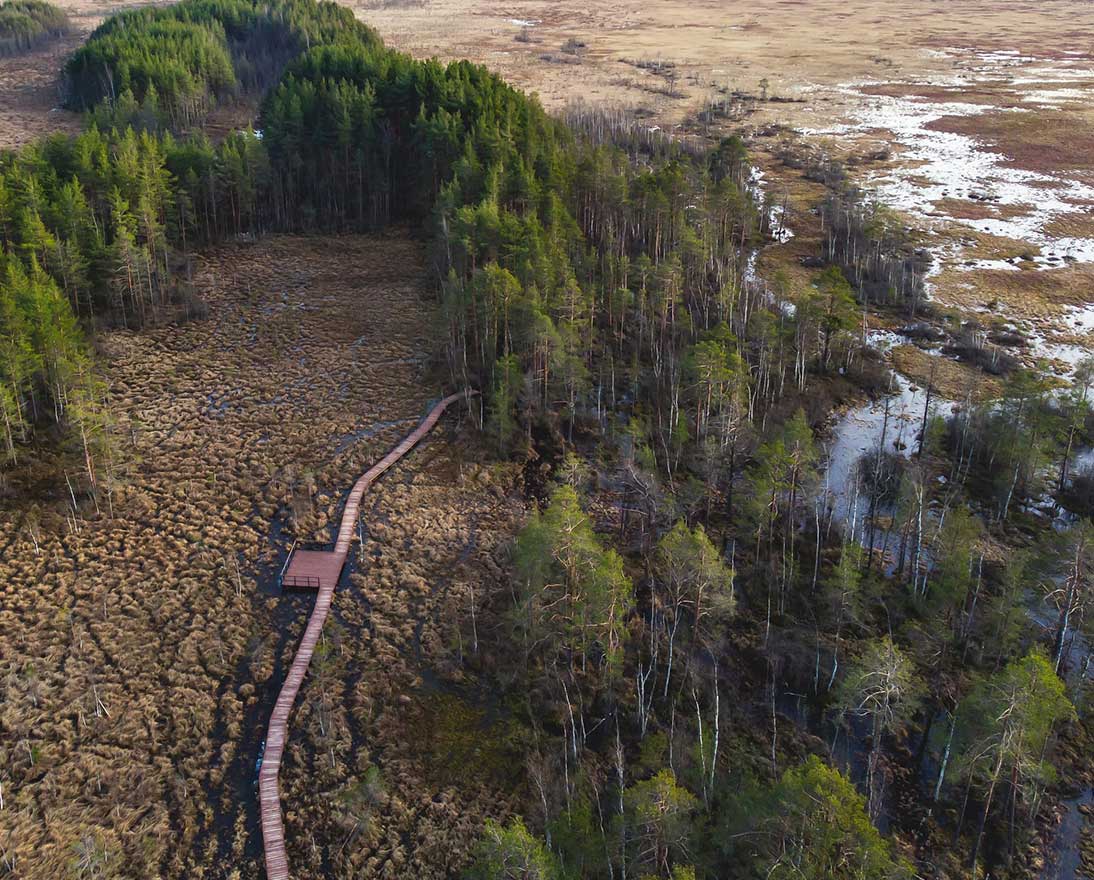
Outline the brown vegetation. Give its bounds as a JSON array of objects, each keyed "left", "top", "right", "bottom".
[
  {"left": 859, "top": 83, "right": 1030, "bottom": 108},
  {"left": 932, "top": 261, "right": 1094, "bottom": 322},
  {"left": 926, "top": 109, "right": 1094, "bottom": 176},
  {"left": 890, "top": 344, "right": 1002, "bottom": 401},
  {"left": 1044, "top": 208, "right": 1094, "bottom": 241},
  {"left": 0, "top": 26, "right": 81, "bottom": 148},
  {"left": 356, "top": 0, "right": 1094, "bottom": 134},
  {"left": 0, "top": 233, "right": 525, "bottom": 878},
  {"left": 930, "top": 197, "right": 1034, "bottom": 223},
  {"left": 2, "top": 1, "right": 1092, "bottom": 875}
]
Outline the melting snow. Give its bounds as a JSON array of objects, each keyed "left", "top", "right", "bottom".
[
  {"left": 802, "top": 88, "right": 1094, "bottom": 263},
  {"left": 797, "top": 47, "right": 1094, "bottom": 274},
  {"left": 823, "top": 371, "right": 943, "bottom": 527},
  {"left": 956, "top": 258, "right": 1022, "bottom": 272},
  {"left": 1020, "top": 303, "right": 1094, "bottom": 375},
  {"left": 795, "top": 49, "right": 1094, "bottom": 378},
  {"left": 748, "top": 167, "right": 795, "bottom": 244},
  {"left": 1021, "top": 88, "right": 1088, "bottom": 104}
]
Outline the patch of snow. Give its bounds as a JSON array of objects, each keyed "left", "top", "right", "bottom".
[
  {"left": 1021, "top": 87, "right": 1088, "bottom": 104},
  {"left": 797, "top": 56, "right": 1094, "bottom": 284},
  {"left": 798, "top": 51, "right": 1094, "bottom": 385},
  {"left": 1021, "top": 304, "right": 1094, "bottom": 376},
  {"left": 972, "top": 50, "right": 1039, "bottom": 68},
  {"left": 748, "top": 167, "right": 795, "bottom": 243},
  {"left": 1072, "top": 446, "right": 1094, "bottom": 474},
  {"left": 798, "top": 42, "right": 1094, "bottom": 268},
  {"left": 1066, "top": 304, "right": 1094, "bottom": 335},
  {"left": 864, "top": 329, "right": 905, "bottom": 354},
  {"left": 823, "top": 372, "right": 947, "bottom": 527},
  {"left": 1045, "top": 238, "right": 1094, "bottom": 264},
  {"left": 826, "top": 90, "right": 1094, "bottom": 257},
  {"left": 1009, "top": 67, "right": 1094, "bottom": 83}
]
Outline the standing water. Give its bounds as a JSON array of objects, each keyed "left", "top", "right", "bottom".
[{"left": 822, "top": 370, "right": 942, "bottom": 529}]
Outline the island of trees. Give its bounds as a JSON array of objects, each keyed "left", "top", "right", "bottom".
[{"left": 0, "top": 0, "right": 69, "bottom": 57}]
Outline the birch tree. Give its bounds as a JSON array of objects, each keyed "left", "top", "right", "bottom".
[
  {"left": 952, "top": 650, "right": 1074, "bottom": 870},
  {"left": 833, "top": 637, "right": 922, "bottom": 819}
]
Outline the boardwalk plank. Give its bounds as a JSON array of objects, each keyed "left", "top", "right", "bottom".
[{"left": 258, "top": 392, "right": 473, "bottom": 880}]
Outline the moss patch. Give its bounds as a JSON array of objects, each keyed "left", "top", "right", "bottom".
[{"left": 414, "top": 692, "right": 528, "bottom": 793}]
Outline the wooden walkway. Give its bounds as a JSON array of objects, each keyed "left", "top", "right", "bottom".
[{"left": 258, "top": 391, "right": 475, "bottom": 880}]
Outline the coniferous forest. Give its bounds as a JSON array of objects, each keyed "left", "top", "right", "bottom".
[
  {"left": 0, "top": 1, "right": 1091, "bottom": 878},
  {"left": 0, "top": 0, "right": 69, "bottom": 57}
]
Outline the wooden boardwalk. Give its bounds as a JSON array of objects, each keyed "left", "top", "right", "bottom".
[{"left": 258, "top": 391, "right": 475, "bottom": 880}]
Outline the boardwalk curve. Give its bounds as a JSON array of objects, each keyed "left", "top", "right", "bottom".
[{"left": 259, "top": 390, "right": 476, "bottom": 880}]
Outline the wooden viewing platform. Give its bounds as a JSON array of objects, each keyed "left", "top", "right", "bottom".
[
  {"left": 281, "top": 549, "right": 345, "bottom": 590},
  {"left": 259, "top": 391, "right": 475, "bottom": 880}
]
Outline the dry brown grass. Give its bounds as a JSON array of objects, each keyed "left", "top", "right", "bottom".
[
  {"left": 752, "top": 149, "right": 827, "bottom": 288},
  {"left": 932, "top": 226, "right": 1040, "bottom": 261},
  {"left": 891, "top": 344, "right": 1002, "bottom": 401},
  {"left": 926, "top": 108, "right": 1094, "bottom": 176},
  {"left": 930, "top": 197, "right": 1034, "bottom": 223},
  {"left": 0, "top": 233, "right": 525, "bottom": 878},
  {"left": 355, "top": 0, "right": 1093, "bottom": 132},
  {"left": 932, "top": 260, "right": 1094, "bottom": 321},
  {"left": 1043, "top": 208, "right": 1094, "bottom": 240},
  {"left": 0, "top": 0, "right": 1081, "bottom": 151},
  {"left": 859, "top": 82, "right": 1032, "bottom": 106},
  {"left": 282, "top": 455, "right": 526, "bottom": 879},
  {"left": 0, "top": 30, "right": 84, "bottom": 149},
  {"left": 756, "top": 235, "right": 819, "bottom": 295},
  {"left": 334, "top": 0, "right": 1094, "bottom": 368},
  {"left": 0, "top": 1, "right": 1089, "bottom": 870}
]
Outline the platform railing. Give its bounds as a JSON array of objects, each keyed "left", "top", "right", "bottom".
[{"left": 281, "top": 574, "right": 322, "bottom": 589}]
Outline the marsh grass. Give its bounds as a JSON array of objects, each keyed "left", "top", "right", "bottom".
[{"left": 0, "top": 234, "right": 525, "bottom": 878}]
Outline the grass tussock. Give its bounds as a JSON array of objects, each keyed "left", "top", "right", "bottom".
[{"left": 0, "top": 234, "right": 526, "bottom": 878}]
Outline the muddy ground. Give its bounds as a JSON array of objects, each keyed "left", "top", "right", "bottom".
[{"left": 0, "top": 234, "right": 524, "bottom": 878}]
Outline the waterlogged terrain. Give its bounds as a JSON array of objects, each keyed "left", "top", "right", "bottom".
[
  {"left": 0, "top": 235, "right": 523, "bottom": 876},
  {"left": 1, "top": 2, "right": 1090, "bottom": 877},
  {"left": 796, "top": 47, "right": 1094, "bottom": 376}
]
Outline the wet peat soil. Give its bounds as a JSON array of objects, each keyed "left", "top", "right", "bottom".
[{"left": 0, "top": 233, "right": 526, "bottom": 878}]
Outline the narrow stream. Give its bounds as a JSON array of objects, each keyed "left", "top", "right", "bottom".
[
  {"left": 822, "top": 370, "right": 935, "bottom": 528},
  {"left": 1040, "top": 787, "right": 1094, "bottom": 880},
  {"left": 819, "top": 350, "right": 1092, "bottom": 879},
  {"left": 761, "top": 157, "right": 1090, "bottom": 875}
]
